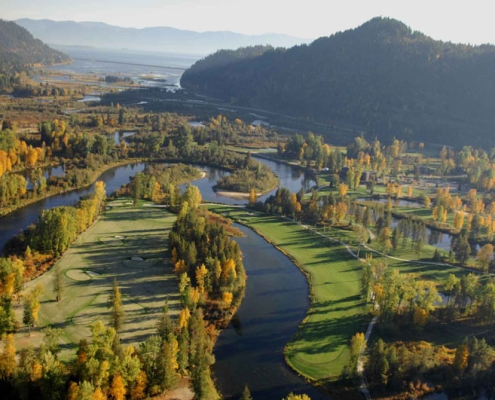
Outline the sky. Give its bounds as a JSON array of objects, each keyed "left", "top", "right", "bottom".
[{"left": 3, "top": 0, "right": 495, "bottom": 45}]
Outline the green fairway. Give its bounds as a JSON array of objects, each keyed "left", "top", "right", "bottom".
[
  {"left": 15, "top": 199, "right": 179, "bottom": 360},
  {"left": 206, "top": 205, "right": 470, "bottom": 383},
  {"left": 207, "top": 206, "right": 368, "bottom": 381}
]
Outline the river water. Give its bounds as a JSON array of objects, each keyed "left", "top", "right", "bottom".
[
  {"left": 215, "top": 224, "right": 327, "bottom": 399},
  {"left": 0, "top": 159, "right": 322, "bottom": 399}
]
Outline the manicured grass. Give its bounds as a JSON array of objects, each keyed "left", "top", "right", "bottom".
[
  {"left": 207, "top": 205, "right": 471, "bottom": 383},
  {"left": 207, "top": 205, "right": 368, "bottom": 381},
  {"left": 15, "top": 199, "right": 179, "bottom": 361}
]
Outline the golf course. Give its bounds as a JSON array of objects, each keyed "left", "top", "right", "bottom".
[
  {"left": 14, "top": 199, "right": 179, "bottom": 360},
  {"left": 206, "top": 205, "right": 469, "bottom": 384}
]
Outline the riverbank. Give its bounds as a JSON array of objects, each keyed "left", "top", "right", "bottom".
[
  {"left": 206, "top": 206, "right": 368, "bottom": 384},
  {"left": 0, "top": 157, "right": 148, "bottom": 219}
]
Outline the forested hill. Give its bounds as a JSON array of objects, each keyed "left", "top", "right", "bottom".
[
  {"left": 0, "top": 19, "right": 69, "bottom": 74},
  {"left": 181, "top": 17, "right": 495, "bottom": 148}
]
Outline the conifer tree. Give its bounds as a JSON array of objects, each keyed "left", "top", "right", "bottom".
[{"left": 108, "top": 279, "right": 125, "bottom": 332}]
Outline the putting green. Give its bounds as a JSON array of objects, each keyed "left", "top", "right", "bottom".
[{"left": 65, "top": 269, "right": 92, "bottom": 281}]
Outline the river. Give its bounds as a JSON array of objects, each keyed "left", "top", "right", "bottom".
[{"left": 0, "top": 158, "right": 322, "bottom": 400}]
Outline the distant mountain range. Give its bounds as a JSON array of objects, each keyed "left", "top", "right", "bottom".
[
  {"left": 14, "top": 18, "right": 310, "bottom": 55},
  {"left": 0, "top": 19, "right": 69, "bottom": 75},
  {"left": 181, "top": 17, "right": 495, "bottom": 148}
]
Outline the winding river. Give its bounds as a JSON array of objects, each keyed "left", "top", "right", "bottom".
[{"left": 0, "top": 158, "right": 326, "bottom": 399}]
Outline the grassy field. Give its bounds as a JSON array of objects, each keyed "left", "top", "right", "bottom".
[
  {"left": 207, "top": 205, "right": 471, "bottom": 383},
  {"left": 15, "top": 199, "right": 179, "bottom": 360},
  {"left": 207, "top": 205, "right": 368, "bottom": 381}
]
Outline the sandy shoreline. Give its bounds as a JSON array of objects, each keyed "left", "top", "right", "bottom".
[{"left": 215, "top": 190, "right": 263, "bottom": 199}]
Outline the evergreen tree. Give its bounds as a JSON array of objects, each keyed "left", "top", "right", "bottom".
[
  {"left": 108, "top": 279, "right": 125, "bottom": 332},
  {"left": 240, "top": 384, "right": 253, "bottom": 400}
]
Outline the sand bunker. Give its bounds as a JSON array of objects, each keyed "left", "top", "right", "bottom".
[
  {"left": 131, "top": 256, "right": 144, "bottom": 261},
  {"left": 86, "top": 271, "right": 101, "bottom": 277}
]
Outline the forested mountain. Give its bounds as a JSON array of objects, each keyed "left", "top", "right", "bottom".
[
  {"left": 15, "top": 18, "right": 309, "bottom": 55},
  {"left": 181, "top": 17, "right": 495, "bottom": 148},
  {"left": 0, "top": 19, "right": 69, "bottom": 74}
]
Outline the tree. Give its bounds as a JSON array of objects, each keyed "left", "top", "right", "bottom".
[
  {"left": 338, "top": 182, "right": 348, "bottom": 198},
  {"left": 284, "top": 393, "right": 312, "bottom": 400},
  {"left": 110, "top": 374, "right": 126, "bottom": 400},
  {"left": 23, "top": 298, "right": 34, "bottom": 335},
  {"left": 415, "top": 237, "right": 424, "bottom": 259},
  {"left": 477, "top": 244, "right": 494, "bottom": 274},
  {"left": 53, "top": 265, "right": 64, "bottom": 302},
  {"left": 248, "top": 188, "right": 256, "bottom": 206},
  {"left": 240, "top": 384, "right": 253, "bottom": 400},
  {"left": 0, "top": 334, "right": 16, "bottom": 379},
  {"left": 22, "top": 284, "right": 43, "bottom": 335},
  {"left": 355, "top": 225, "right": 368, "bottom": 258},
  {"left": 349, "top": 332, "right": 365, "bottom": 373},
  {"left": 160, "top": 333, "right": 179, "bottom": 390},
  {"left": 108, "top": 279, "right": 125, "bottom": 332},
  {"left": 183, "top": 184, "right": 202, "bottom": 209}
]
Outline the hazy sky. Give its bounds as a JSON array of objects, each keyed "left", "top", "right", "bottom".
[{"left": 3, "top": 0, "right": 495, "bottom": 44}]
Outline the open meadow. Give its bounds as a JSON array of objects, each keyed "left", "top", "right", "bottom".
[{"left": 14, "top": 199, "right": 179, "bottom": 360}]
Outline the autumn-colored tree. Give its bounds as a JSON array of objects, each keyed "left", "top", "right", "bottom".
[
  {"left": 335, "top": 201, "right": 348, "bottom": 223},
  {"left": 222, "top": 292, "right": 233, "bottom": 308},
  {"left": 413, "top": 306, "right": 429, "bottom": 327},
  {"left": 178, "top": 308, "right": 191, "bottom": 330},
  {"left": 453, "top": 343, "right": 469, "bottom": 373},
  {"left": 477, "top": 244, "right": 494, "bottom": 274},
  {"left": 248, "top": 188, "right": 256, "bottom": 206},
  {"left": 349, "top": 332, "right": 365, "bottom": 373},
  {"left": 338, "top": 182, "right": 348, "bottom": 198},
  {"left": 221, "top": 259, "right": 237, "bottom": 281},
  {"left": 240, "top": 385, "right": 253, "bottom": 400},
  {"left": 284, "top": 394, "right": 312, "bottom": 400},
  {"left": 110, "top": 374, "right": 126, "bottom": 400},
  {"left": 195, "top": 264, "right": 208, "bottom": 295},
  {"left": 130, "top": 370, "right": 147, "bottom": 400},
  {"left": 0, "top": 334, "right": 16, "bottom": 379}
]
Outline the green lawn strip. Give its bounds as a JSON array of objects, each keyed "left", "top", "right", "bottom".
[
  {"left": 206, "top": 205, "right": 474, "bottom": 378},
  {"left": 206, "top": 205, "right": 369, "bottom": 381},
  {"left": 15, "top": 200, "right": 179, "bottom": 360},
  {"left": 251, "top": 217, "right": 367, "bottom": 381}
]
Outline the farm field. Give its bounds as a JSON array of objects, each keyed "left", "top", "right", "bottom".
[{"left": 14, "top": 199, "right": 179, "bottom": 360}]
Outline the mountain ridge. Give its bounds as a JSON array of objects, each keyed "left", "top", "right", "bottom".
[
  {"left": 181, "top": 17, "right": 495, "bottom": 148},
  {"left": 14, "top": 18, "right": 311, "bottom": 55}
]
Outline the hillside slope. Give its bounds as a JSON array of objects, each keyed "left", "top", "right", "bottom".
[
  {"left": 181, "top": 17, "right": 495, "bottom": 148},
  {"left": 0, "top": 19, "right": 69, "bottom": 74}
]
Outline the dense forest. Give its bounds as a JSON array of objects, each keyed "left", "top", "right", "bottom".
[
  {"left": 0, "top": 20, "right": 69, "bottom": 90},
  {"left": 181, "top": 17, "right": 495, "bottom": 148}
]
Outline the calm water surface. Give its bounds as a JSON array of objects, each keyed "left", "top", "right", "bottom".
[
  {"left": 0, "top": 159, "right": 323, "bottom": 399},
  {"left": 214, "top": 224, "right": 329, "bottom": 400}
]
